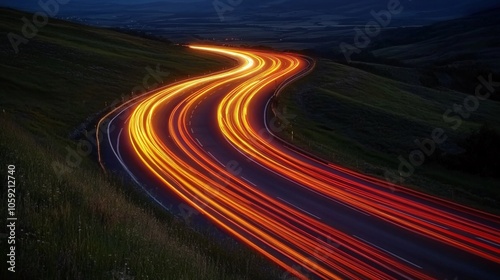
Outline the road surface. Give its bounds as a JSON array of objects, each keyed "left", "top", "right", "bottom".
[{"left": 97, "top": 46, "right": 500, "bottom": 279}]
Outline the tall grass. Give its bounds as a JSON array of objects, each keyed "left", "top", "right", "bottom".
[
  {"left": 0, "top": 8, "right": 278, "bottom": 279},
  {"left": 0, "top": 110, "right": 277, "bottom": 280},
  {"left": 273, "top": 59, "right": 500, "bottom": 213}
]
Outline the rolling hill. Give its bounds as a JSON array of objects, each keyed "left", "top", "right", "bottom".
[{"left": 0, "top": 8, "right": 275, "bottom": 280}]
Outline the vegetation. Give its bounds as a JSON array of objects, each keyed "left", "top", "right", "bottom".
[
  {"left": 273, "top": 58, "right": 500, "bottom": 213},
  {"left": 436, "top": 125, "right": 500, "bottom": 178},
  {"left": 0, "top": 8, "right": 278, "bottom": 280}
]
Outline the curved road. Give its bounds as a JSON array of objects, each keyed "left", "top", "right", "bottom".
[{"left": 97, "top": 46, "right": 500, "bottom": 279}]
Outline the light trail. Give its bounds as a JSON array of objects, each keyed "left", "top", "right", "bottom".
[
  {"left": 214, "top": 47, "right": 500, "bottom": 265},
  {"left": 98, "top": 45, "right": 500, "bottom": 279}
]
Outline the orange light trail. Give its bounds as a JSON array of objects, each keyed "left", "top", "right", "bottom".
[
  {"left": 215, "top": 48, "right": 500, "bottom": 264},
  {"left": 98, "top": 45, "right": 500, "bottom": 279}
]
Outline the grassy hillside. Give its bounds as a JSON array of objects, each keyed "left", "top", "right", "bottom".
[
  {"left": 283, "top": 9, "right": 500, "bottom": 213},
  {"left": 341, "top": 8, "right": 500, "bottom": 99},
  {"left": 274, "top": 58, "right": 500, "bottom": 213},
  {"left": 369, "top": 8, "right": 500, "bottom": 71},
  {"left": 0, "top": 8, "right": 278, "bottom": 280}
]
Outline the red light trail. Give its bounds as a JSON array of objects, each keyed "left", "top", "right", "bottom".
[{"left": 98, "top": 45, "right": 500, "bottom": 279}]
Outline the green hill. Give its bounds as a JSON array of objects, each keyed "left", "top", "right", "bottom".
[
  {"left": 280, "top": 9, "right": 500, "bottom": 213},
  {"left": 350, "top": 7, "right": 500, "bottom": 98},
  {"left": 274, "top": 57, "right": 500, "bottom": 213},
  {"left": 0, "top": 8, "right": 277, "bottom": 280}
]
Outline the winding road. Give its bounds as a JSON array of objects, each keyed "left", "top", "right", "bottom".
[{"left": 97, "top": 46, "right": 500, "bottom": 279}]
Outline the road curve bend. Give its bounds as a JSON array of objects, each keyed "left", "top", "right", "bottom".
[{"left": 97, "top": 46, "right": 500, "bottom": 280}]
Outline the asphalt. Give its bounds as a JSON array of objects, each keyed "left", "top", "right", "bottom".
[{"left": 98, "top": 48, "right": 500, "bottom": 279}]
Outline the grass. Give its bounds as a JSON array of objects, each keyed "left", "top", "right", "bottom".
[
  {"left": 273, "top": 58, "right": 500, "bottom": 213},
  {"left": 0, "top": 8, "right": 279, "bottom": 280}
]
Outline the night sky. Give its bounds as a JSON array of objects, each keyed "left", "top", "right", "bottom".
[{"left": 3, "top": 0, "right": 499, "bottom": 15}]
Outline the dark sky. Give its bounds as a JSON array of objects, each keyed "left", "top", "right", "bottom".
[
  {"left": 3, "top": 0, "right": 499, "bottom": 10},
  {"left": 3, "top": 0, "right": 499, "bottom": 21}
]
